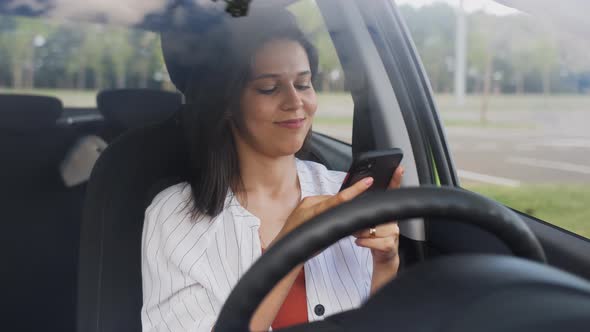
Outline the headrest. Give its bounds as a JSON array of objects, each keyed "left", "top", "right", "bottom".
[
  {"left": 0, "top": 94, "right": 62, "bottom": 130},
  {"left": 160, "top": 14, "right": 225, "bottom": 94},
  {"left": 160, "top": 3, "right": 301, "bottom": 94},
  {"left": 96, "top": 89, "right": 182, "bottom": 129}
]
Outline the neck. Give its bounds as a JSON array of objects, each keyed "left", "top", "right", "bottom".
[{"left": 233, "top": 137, "right": 299, "bottom": 199}]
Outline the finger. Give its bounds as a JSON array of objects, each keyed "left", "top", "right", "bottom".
[
  {"left": 308, "top": 177, "right": 373, "bottom": 218},
  {"left": 338, "top": 177, "right": 374, "bottom": 202},
  {"left": 354, "top": 222, "right": 399, "bottom": 238},
  {"left": 387, "top": 166, "right": 404, "bottom": 189},
  {"left": 298, "top": 195, "right": 331, "bottom": 208},
  {"left": 355, "top": 236, "right": 398, "bottom": 255}
]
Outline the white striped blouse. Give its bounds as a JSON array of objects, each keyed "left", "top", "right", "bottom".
[{"left": 141, "top": 159, "right": 373, "bottom": 332}]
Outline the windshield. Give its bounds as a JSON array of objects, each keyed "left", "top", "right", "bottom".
[
  {"left": 0, "top": 0, "right": 357, "bottom": 139},
  {"left": 0, "top": 15, "right": 172, "bottom": 107},
  {"left": 397, "top": 0, "right": 590, "bottom": 239}
]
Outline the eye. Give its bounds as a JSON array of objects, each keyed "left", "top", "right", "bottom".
[
  {"left": 256, "top": 87, "right": 277, "bottom": 95},
  {"left": 295, "top": 84, "right": 311, "bottom": 91}
]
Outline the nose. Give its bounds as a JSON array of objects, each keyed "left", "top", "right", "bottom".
[{"left": 281, "top": 84, "right": 304, "bottom": 111}]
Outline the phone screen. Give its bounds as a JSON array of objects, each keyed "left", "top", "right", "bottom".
[{"left": 339, "top": 148, "right": 403, "bottom": 192}]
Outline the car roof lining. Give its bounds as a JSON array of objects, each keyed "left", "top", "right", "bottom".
[{"left": 0, "top": 0, "right": 299, "bottom": 32}]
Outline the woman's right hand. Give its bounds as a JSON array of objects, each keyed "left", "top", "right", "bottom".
[
  {"left": 270, "top": 177, "right": 374, "bottom": 246},
  {"left": 247, "top": 177, "right": 373, "bottom": 332}
]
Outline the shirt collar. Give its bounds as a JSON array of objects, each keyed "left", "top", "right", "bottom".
[{"left": 295, "top": 158, "right": 314, "bottom": 200}]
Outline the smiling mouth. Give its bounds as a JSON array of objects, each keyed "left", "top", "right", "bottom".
[{"left": 275, "top": 118, "right": 306, "bottom": 129}]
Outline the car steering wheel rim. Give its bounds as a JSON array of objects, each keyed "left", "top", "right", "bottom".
[{"left": 215, "top": 186, "right": 546, "bottom": 331}]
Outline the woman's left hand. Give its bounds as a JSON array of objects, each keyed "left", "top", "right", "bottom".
[{"left": 354, "top": 166, "right": 404, "bottom": 265}]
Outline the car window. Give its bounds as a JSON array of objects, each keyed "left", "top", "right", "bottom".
[
  {"left": 289, "top": 0, "right": 354, "bottom": 143},
  {"left": 0, "top": 1, "right": 354, "bottom": 140},
  {"left": 397, "top": 0, "right": 590, "bottom": 239},
  {"left": 0, "top": 15, "right": 172, "bottom": 107}
]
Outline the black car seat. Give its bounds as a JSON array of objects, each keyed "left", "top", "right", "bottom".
[
  {"left": 1, "top": 94, "right": 82, "bottom": 332},
  {"left": 97, "top": 88, "right": 182, "bottom": 141},
  {"left": 77, "top": 114, "right": 189, "bottom": 332},
  {"left": 77, "top": 13, "right": 221, "bottom": 329}
]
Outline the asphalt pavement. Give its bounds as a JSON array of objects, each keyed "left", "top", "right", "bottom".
[{"left": 315, "top": 110, "right": 590, "bottom": 186}]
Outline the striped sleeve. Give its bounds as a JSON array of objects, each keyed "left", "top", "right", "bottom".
[
  {"left": 352, "top": 238, "right": 373, "bottom": 300},
  {"left": 141, "top": 184, "right": 221, "bottom": 332}
]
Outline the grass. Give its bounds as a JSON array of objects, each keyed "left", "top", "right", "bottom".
[
  {"left": 464, "top": 184, "right": 590, "bottom": 239},
  {"left": 3, "top": 87, "right": 590, "bottom": 115},
  {"left": 0, "top": 87, "right": 98, "bottom": 107}
]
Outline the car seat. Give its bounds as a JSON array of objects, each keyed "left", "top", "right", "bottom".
[
  {"left": 77, "top": 114, "right": 189, "bottom": 332},
  {"left": 97, "top": 88, "right": 182, "bottom": 141},
  {"left": 1, "top": 94, "right": 82, "bottom": 332}
]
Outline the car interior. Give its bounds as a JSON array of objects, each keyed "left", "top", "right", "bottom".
[
  {"left": 3, "top": 87, "right": 185, "bottom": 332},
  {"left": 2, "top": 0, "right": 590, "bottom": 331},
  {"left": 3, "top": 8, "right": 351, "bottom": 330}
]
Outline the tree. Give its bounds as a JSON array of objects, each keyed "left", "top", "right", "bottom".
[
  {"left": 505, "top": 16, "right": 536, "bottom": 94},
  {"left": 0, "top": 17, "right": 48, "bottom": 88},
  {"left": 40, "top": 25, "right": 84, "bottom": 88},
  {"left": 289, "top": 0, "right": 342, "bottom": 91},
  {"left": 467, "top": 12, "right": 504, "bottom": 123},
  {"left": 105, "top": 28, "right": 134, "bottom": 88},
  {"left": 400, "top": 4, "right": 455, "bottom": 93},
  {"left": 530, "top": 38, "right": 558, "bottom": 95},
  {"left": 130, "top": 31, "right": 161, "bottom": 88},
  {"left": 74, "top": 25, "right": 108, "bottom": 89}
]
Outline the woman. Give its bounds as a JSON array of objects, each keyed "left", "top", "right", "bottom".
[{"left": 141, "top": 8, "right": 403, "bottom": 332}]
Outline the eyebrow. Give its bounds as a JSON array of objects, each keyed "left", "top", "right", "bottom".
[{"left": 251, "top": 70, "right": 311, "bottom": 81}]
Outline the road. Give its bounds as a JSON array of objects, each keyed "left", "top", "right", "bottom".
[
  {"left": 314, "top": 110, "right": 590, "bottom": 186},
  {"left": 448, "top": 127, "right": 590, "bottom": 186},
  {"left": 446, "top": 110, "right": 590, "bottom": 186}
]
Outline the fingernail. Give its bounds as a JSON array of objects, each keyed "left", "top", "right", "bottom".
[{"left": 364, "top": 177, "right": 374, "bottom": 186}]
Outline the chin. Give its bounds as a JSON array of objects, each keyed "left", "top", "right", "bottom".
[{"left": 275, "top": 139, "right": 306, "bottom": 157}]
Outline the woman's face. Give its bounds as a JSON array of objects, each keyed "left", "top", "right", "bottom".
[{"left": 233, "top": 39, "right": 317, "bottom": 157}]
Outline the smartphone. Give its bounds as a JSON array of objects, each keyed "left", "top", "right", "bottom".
[{"left": 339, "top": 148, "right": 404, "bottom": 192}]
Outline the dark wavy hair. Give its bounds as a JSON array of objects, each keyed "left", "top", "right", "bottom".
[{"left": 181, "top": 9, "right": 319, "bottom": 219}]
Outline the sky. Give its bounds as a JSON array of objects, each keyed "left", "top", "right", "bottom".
[{"left": 395, "top": 0, "right": 520, "bottom": 15}]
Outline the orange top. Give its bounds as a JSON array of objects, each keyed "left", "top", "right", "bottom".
[{"left": 261, "top": 248, "right": 309, "bottom": 330}]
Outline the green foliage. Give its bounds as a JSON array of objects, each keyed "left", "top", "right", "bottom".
[
  {"left": 401, "top": 4, "right": 455, "bottom": 92},
  {"left": 105, "top": 28, "right": 134, "bottom": 88},
  {"left": 0, "top": 15, "right": 167, "bottom": 90},
  {"left": 465, "top": 184, "right": 590, "bottom": 239},
  {"left": 398, "top": 3, "right": 588, "bottom": 94},
  {"left": 0, "top": 17, "right": 51, "bottom": 88},
  {"left": 289, "top": 0, "right": 342, "bottom": 92},
  {"left": 0, "top": 2, "right": 588, "bottom": 94}
]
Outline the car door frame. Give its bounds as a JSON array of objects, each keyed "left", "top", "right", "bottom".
[{"left": 360, "top": 0, "right": 590, "bottom": 279}]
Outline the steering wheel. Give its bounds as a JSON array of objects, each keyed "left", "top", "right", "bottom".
[{"left": 215, "top": 187, "right": 547, "bottom": 331}]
